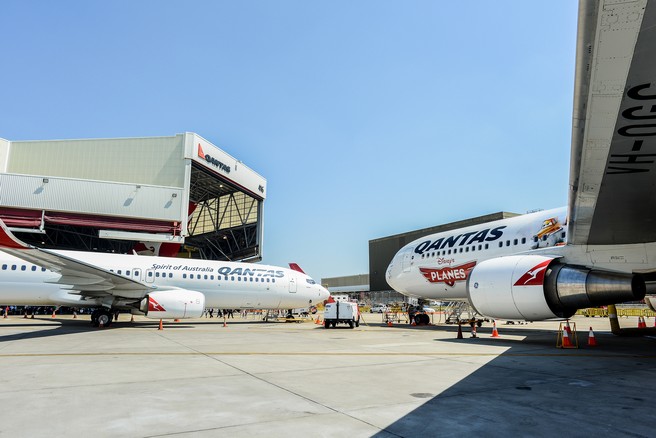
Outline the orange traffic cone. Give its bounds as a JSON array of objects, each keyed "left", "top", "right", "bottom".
[
  {"left": 491, "top": 320, "right": 500, "bottom": 338},
  {"left": 587, "top": 327, "right": 597, "bottom": 347},
  {"left": 638, "top": 316, "right": 646, "bottom": 328},
  {"left": 457, "top": 323, "right": 463, "bottom": 339},
  {"left": 223, "top": 317, "right": 227, "bottom": 327},
  {"left": 562, "top": 327, "right": 571, "bottom": 348},
  {"left": 174, "top": 319, "right": 180, "bottom": 322},
  {"left": 387, "top": 321, "right": 393, "bottom": 327},
  {"left": 565, "top": 320, "right": 572, "bottom": 336},
  {"left": 158, "top": 319, "right": 163, "bottom": 330},
  {"left": 51, "top": 310, "right": 56, "bottom": 318}
]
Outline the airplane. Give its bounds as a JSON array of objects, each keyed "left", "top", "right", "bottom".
[
  {"left": 387, "top": 0, "right": 656, "bottom": 323},
  {"left": 0, "top": 220, "right": 330, "bottom": 327}
]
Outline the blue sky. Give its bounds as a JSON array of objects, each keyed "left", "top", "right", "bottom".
[{"left": 0, "top": 1, "right": 579, "bottom": 282}]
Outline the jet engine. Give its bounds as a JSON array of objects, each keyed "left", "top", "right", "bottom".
[
  {"left": 467, "top": 255, "right": 646, "bottom": 321},
  {"left": 139, "top": 290, "right": 205, "bottom": 319}
]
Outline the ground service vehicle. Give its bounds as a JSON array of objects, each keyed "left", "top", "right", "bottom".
[{"left": 323, "top": 301, "right": 360, "bottom": 328}]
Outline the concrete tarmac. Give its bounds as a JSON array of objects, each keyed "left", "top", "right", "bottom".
[{"left": 0, "top": 313, "right": 654, "bottom": 437}]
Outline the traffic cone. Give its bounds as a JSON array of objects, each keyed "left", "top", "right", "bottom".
[
  {"left": 387, "top": 321, "right": 393, "bottom": 327},
  {"left": 158, "top": 319, "right": 163, "bottom": 330},
  {"left": 411, "top": 319, "right": 417, "bottom": 326},
  {"left": 562, "top": 327, "right": 571, "bottom": 348},
  {"left": 491, "top": 320, "right": 500, "bottom": 338},
  {"left": 638, "top": 316, "right": 646, "bottom": 328},
  {"left": 565, "top": 320, "right": 572, "bottom": 336},
  {"left": 174, "top": 319, "right": 180, "bottom": 322},
  {"left": 130, "top": 314, "right": 134, "bottom": 323},
  {"left": 223, "top": 316, "right": 227, "bottom": 327},
  {"left": 587, "top": 327, "right": 597, "bottom": 347},
  {"left": 470, "top": 324, "right": 478, "bottom": 338},
  {"left": 457, "top": 323, "right": 463, "bottom": 339},
  {"left": 51, "top": 310, "right": 56, "bottom": 318}
]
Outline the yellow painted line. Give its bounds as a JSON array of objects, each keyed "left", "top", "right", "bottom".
[{"left": 0, "top": 352, "right": 654, "bottom": 358}]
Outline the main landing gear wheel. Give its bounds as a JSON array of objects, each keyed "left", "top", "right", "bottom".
[{"left": 91, "top": 309, "right": 113, "bottom": 328}]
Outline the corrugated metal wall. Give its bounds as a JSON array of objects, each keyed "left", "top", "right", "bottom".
[
  {"left": 7, "top": 135, "right": 185, "bottom": 188},
  {"left": 0, "top": 174, "right": 183, "bottom": 221}
]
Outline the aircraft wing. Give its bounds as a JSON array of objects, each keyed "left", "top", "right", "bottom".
[
  {"left": 568, "top": 0, "right": 656, "bottom": 245},
  {"left": 0, "top": 220, "right": 153, "bottom": 298}
]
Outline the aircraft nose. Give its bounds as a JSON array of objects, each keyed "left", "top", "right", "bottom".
[{"left": 318, "top": 286, "right": 330, "bottom": 302}]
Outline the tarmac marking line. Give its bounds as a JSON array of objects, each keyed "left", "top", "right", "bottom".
[{"left": 0, "top": 352, "right": 654, "bottom": 358}]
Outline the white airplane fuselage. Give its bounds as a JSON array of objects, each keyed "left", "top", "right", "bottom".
[
  {"left": 386, "top": 207, "right": 656, "bottom": 302},
  {"left": 0, "top": 250, "right": 329, "bottom": 310}
]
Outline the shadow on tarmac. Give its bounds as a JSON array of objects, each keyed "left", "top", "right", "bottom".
[{"left": 372, "top": 324, "right": 656, "bottom": 437}]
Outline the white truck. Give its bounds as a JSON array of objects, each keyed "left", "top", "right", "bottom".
[{"left": 323, "top": 301, "right": 360, "bottom": 329}]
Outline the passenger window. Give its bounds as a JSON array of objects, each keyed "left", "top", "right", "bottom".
[
  {"left": 1, "top": 264, "right": 6, "bottom": 270},
  {"left": 11, "top": 265, "right": 16, "bottom": 270},
  {"left": 534, "top": 236, "right": 538, "bottom": 243},
  {"left": 155, "top": 272, "right": 160, "bottom": 277},
  {"left": 465, "top": 247, "right": 469, "bottom": 252},
  {"left": 21, "top": 265, "right": 26, "bottom": 271},
  {"left": 513, "top": 239, "right": 518, "bottom": 245},
  {"left": 148, "top": 271, "right": 153, "bottom": 277},
  {"left": 231, "top": 276, "right": 235, "bottom": 281},
  {"left": 506, "top": 241, "right": 510, "bottom": 247},
  {"left": 204, "top": 275, "right": 208, "bottom": 280},
  {"left": 183, "top": 274, "right": 187, "bottom": 279},
  {"left": 31, "top": 266, "right": 36, "bottom": 271},
  {"left": 485, "top": 244, "right": 489, "bottom": 249},
  {"left": 126, "top": 270, "right": 131, "bottom": 276},
  {"left": 169, "top": 273, "right": 173, "bottom": 278},
  {"left": 210, "top": 275, "right": 214, "bottom": 280},
  {"left": 561, "top": 232, "right": 566, "bottom": 239},
  {"left": 459, "top": 248, "right": 463, "bottom": 253},
  {"left": 478, "top": 245, "right": 482, "bottom": 250},
  {"left": 250, "top": 278, "right": 253, "bottom": 282},
  {"left": 448, "top": 250, "right": 452, "bottom": 255},
  {"left": 521, "top": 237, "right": 526, "bottom": 244},
  {"left": 498, "top": 242, "right": 503, "bottom": 248},
  {"left": 42, "top": 267, "right": 46, "bottom": 272}
]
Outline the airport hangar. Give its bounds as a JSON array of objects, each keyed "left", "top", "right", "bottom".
[
  {"left": 322, "top": 211, "right": 520, "bottom": 304},
  {"left": 0, "top": 133, "right": 266, "bottom": 262}
]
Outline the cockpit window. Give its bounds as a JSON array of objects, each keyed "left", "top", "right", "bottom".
[{"left": 306, "top": 279, "right": 316, "bottom": 285}]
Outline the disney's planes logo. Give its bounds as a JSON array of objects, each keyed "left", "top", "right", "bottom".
[
  {"left": 148, "top": 296, "right": 166, "bottom": 312},
  {"left": 513, "top": 259, "right": 551, "bottom": 286},
  {"left": 420, "top": 261, "right": 477, "bottom": 287}
]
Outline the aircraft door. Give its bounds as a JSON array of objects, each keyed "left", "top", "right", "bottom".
[
  {"left": 145, "top": 269, "right": 155, "bottom": 283},
  {"left": 402, "top": 252, "right": 412, "bottom": 272},
  {"left": 289, "top": 277, "right": 297, "bottom": 293}
]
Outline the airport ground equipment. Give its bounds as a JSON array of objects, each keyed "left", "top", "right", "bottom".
[{"left": 323, "top": 301, "right": 360, "bottom": 329}]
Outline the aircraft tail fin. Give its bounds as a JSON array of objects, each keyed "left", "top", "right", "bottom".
[
  {"left": 289, "top": 263, "right": 306, "bottom": 274},
  {"left": 0, "top": 220, "right": 30, "bottom": 249}
]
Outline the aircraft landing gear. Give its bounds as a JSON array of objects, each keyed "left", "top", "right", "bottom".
[{"left": 91, "top": 308, "right": 113, "bottom": 328}]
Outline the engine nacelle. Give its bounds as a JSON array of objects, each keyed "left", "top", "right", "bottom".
[
  {"left": 467, "top": 255, "right": 646, "bottom": 321},
  {"left": 139, "top": 290, "right": 205, "bottom": 319}
]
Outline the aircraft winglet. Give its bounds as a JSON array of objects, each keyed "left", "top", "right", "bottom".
[
  {"left": 289, "top": 263, "right": 305, "bottom": 274},
  {"left": 0, "top": 220, "right": 30, "bottom": 249}
]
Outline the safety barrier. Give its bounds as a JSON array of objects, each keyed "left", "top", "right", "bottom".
[{"left": 576, "top": 307, "right": 656, "bottom": 318}]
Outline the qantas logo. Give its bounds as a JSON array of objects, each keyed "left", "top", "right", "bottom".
[
  {"left": 197, "top": 144, "right": 231, "bottom": 173},
  {"left": 513, "top": 259, "right": 551, "bottom": 286},
  {"left": 148, "top": 296, "right": 166, "bottom": 312},
  {"left": 420, "top": 261, "right": 477, "bottom": 287},
  {"left": 414, "top": 226, "right": 507, "bottom": 254}
]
